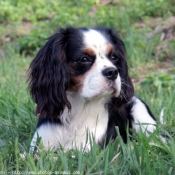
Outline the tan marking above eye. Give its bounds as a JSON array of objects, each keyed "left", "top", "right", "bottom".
[
  {"left": 106, "top": 44, "right": 113, "bottom": 55},
  {"left": 83, "top": 48, "right": 96, "bottom": 56}
]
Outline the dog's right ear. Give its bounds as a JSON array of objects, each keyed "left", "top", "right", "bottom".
[{"left": 28, "top": 28, "right": 71, "bottom": 120}]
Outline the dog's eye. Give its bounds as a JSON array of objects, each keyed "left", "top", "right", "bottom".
[
  {"left": 79, "top": 57, "right": 91, "bottom": 63},
  {"left": 110, "top": 54, "right": 119, "bottom": 61}
]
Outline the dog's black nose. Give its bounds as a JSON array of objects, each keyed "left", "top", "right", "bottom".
[{"left": 102, "top": 67, "right": 118, "bottom": 80}]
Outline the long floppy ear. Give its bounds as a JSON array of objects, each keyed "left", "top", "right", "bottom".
[
  {"left": 116, "top": 36, "right": 134, "bottom": 106},
  {"left": 105, "top": 28, "right": 134, "bottom": 107},
  {"left": 28, "top": 28, "right": 71, "bottom": 120},
  {"left": 117, "top": 63, "right": 134, "bottom": 106}
]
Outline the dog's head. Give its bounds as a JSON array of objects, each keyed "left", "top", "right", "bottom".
[{"left": 28, "top": 27, "right": 134, "bottom": 119}]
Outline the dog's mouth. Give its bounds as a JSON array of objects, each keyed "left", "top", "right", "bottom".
[{"left": 89, "top": 82, "right": 120, "bottom": 99}]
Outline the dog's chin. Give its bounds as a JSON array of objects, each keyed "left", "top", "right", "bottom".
[{"left": 83, "top": 84, "right": 121, "bottom": 100}]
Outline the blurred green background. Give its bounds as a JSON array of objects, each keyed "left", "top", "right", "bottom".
[{"left": 0, "top": 0, "right": 175, "bottom": 174}]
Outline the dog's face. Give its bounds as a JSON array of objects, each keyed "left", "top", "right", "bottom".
[
  {"left": 28, "top": 27, "right": 134, "bottom": 119},
  {"left": 67, "top": 29, "right": 122, "bottom": 99}
]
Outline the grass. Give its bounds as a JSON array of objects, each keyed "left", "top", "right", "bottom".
[{"left": 0, "top": 0, "right": 175, "bottom": 174}]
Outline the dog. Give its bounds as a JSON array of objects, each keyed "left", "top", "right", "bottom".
[{"left": 29, "top": 27, "right": 157, "bottom": 152}]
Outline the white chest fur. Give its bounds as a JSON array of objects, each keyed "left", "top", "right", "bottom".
[{"left": 31, "top": 92, "right": 109, "bottom": 151}]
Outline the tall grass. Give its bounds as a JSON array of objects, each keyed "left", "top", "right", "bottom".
[{"left": 0, "top": 38, "right": 175, "bottom": 175}]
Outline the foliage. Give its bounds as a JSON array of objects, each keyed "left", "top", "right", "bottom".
[
  {"left": 17, "top": 29, "right": 48, "bottom": 55},
  {"left": 0, "top": 0, "right": 175, "bottom": 174},
  {"left": 0, "top": 0, "right": 174, "bottom": 55},
  {"left": 141, "top": 71, "right": 175, "bottom": 93},
  {"left": 125, "top": 0, "right": 172, "bottom": 20}
]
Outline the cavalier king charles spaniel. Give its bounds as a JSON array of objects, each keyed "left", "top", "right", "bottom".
[{"left": 29, "top": 27, "right": 157, "bottom": 152}]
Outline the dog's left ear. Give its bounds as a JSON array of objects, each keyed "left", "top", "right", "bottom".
[
  {"left": 106, "top": 28, "right": 134, "bottom": 106},
  {"left": 28, "top": 28, "right": 71, "bottom": 120},
  {"left": 116, "top": 60, "right": 134, "bottom": 107},
  {"left": 119, "top": 67, "right": 134, "bottom": 105}
]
